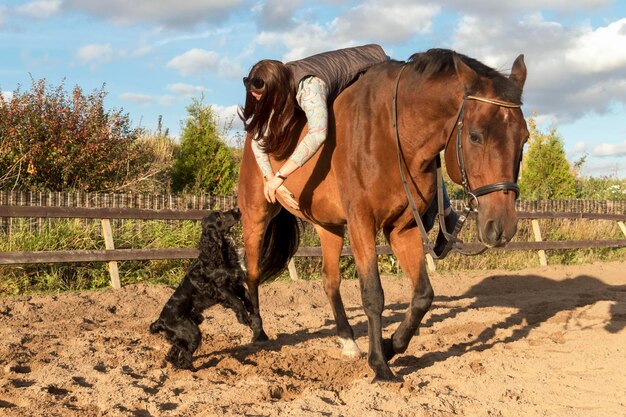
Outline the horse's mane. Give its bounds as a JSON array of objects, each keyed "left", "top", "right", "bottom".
[{"left": 407, "top": 48, "right": 522, "bottom": 103}]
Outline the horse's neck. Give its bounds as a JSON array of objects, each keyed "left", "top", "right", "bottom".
[
  {"left": 402, "top": 77, "right": 461, "bottom": 158},
  {"left": 398, "top": 87, "right": 457, "bottom": 162}
]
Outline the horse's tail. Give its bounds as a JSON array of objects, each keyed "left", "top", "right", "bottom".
[{"left": 259, "top": 208, "right": 300, "bottom": 283}]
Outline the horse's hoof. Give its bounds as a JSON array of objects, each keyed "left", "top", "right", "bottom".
[
  {"left": 338, "top": 337, "right": 362, "bottom": 359},
  {"left": 252, "top": 330, "right": 269, "bottom": 343},
  {"left": 371, "top": 373, "right": 403, "bottom": 384}
]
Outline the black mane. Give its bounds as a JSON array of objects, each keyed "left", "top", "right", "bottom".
[{"left": 407, "top": 48, "right": 522, "bottom": 103}]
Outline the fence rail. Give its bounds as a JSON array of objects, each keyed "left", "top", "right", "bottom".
[{"left": 1, "top": 196, "right": 625, "bottom": 288}]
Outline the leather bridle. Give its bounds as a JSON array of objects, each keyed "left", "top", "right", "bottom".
[
  {"left": 392, "top": 64, "right": 523, "bottom": 259},
  {"left": 454, "top": 95, "right": 522, "bottom": 203}
]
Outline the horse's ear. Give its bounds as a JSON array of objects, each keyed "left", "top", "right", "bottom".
[
  {"left": 509, "top": 54, "right": 526, "bottom": 89},
  {"left": 453, "top": 53, "right": 480, "bottom": 95}
]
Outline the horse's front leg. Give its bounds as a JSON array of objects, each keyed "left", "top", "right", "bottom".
[
  {"left": 238, "top": 207, "right": 272, "bottom": 341},
  {"left": 314, "top": 224, "right": 361, "bottom": 359},
  {"left": 347, "top": 215, "right": 398, "bottom": 382},
  {"left": 384, "top": 226, "right": 434, "bottom": 359},
  {"left": 237, "top": 139, "right": 278, "bottom": 343}
]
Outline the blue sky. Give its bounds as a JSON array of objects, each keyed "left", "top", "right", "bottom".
[{"left": 1, "top": 0, "right": 626, "bottom": 178}]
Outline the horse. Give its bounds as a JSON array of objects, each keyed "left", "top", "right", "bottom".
[{"left": 237, "top": 49, "right": 529, "bottom": 382}]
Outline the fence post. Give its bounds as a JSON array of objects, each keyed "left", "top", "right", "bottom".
[
  {"left": 287, "top": 258, "right": 299, "bottom": 280},
  {"left": 531, "top": 219, "right": 548, "bottom": 266},
  {"left": 101, "top": 219, "right": 121, "bottom": 289},
  {"left": 618, "top": 221, "right": 626, "bottom": 238}
]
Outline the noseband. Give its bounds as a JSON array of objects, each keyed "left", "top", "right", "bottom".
[{"left": 392, "top": 64, "right": 522, "bottom": 258}]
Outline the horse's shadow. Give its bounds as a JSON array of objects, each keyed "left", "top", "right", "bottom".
[
  {"left": 393, "top": 273, "right": 626, "bottom": 375},
  {"left": 195, "top": 273, "right": 626, "bottom": 372}
]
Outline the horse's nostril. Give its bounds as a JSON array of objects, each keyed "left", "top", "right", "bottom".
[{"left": 485, "top": 219, "right": 504, "bottom": 244}]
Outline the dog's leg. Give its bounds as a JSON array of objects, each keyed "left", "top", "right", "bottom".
[
  {"left": 165, "top": 318, "right": 201, "bottom": 370},
  {"left": 218, "top": 287, "right": 253, "bottom": 327}
]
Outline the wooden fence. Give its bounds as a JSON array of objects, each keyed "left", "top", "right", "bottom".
[{"left": 1, "top": 192, "right": 625, "bottom": 288}]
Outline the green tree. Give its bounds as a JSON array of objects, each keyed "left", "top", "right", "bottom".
[
  {"left": 0, "top": 78, "right": 143, "bottom": 191},
  {"left": 171, "top": 98, "right": 239, "bottom": 194},
  {"left": 518, "top": 118, "right": 576, "bottom": 200}
]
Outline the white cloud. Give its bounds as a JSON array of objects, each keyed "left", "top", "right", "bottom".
[
  {"left": 158, "top": 95, "right": 180, "bottom": 107},
  {"left": 120, "top": 92, "right": 153, "bottom": 105},
  {"left": 591, "top": 141, "right": 626, "bottom": 157},
  {"left": 213, "top": 104, "right": 242, "bottom": 130},
  {"left": 441, "top": 0, "right": 610, "bottom": 17},
  {"left": 166, "top": 83, "right": 207, "bottom": 97},
  {"left": 565, "top": 19, "right": 626, "bottom": 73},
  {"left": 332, "top": 2, "right": 440, "bottom": 43},
  {"left": 451, "top": 14, "right": 626, "bottom": 124},
  {"left": 256, "top": 0, "right": 441, "bottom": 61},
  {"left": 256, "top": 23, "right": 344, "bottom": 62},
  {"left": 256, "top": 0, "right": 301, "bottom": 31},
  {"left": 212, "top": 104, "right": 244, "bottom": 146},
  {"left": 15, "top": 0, "right": 61, "bottom": 18},
  {"left": 76, "top": 43, "right": 115, "bottom": 68},
  {"left": 572, "top": 141, "right": 588, "bottom": 154},
  {"left": 120, "top": 92, "right": 180, "bottom": 107},
  {"left": 62, "top": 0, "right": 244, "bottom": 29},
  {"left": 166, "top": 49, "right": 242, "bottom": 78},
  {"left": 167, "top": 49, "right": 219, "bottom": 76}
]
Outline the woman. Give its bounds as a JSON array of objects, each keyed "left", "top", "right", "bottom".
[
  {"left": 239, "top": 44, "right": 389, "bottom": 208},
  {"left": 239, "top": 44, "right": 459, "bottom": 256}
]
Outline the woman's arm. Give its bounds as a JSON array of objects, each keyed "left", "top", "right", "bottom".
[
  {"left": 289, "top": 76, "right": 329, "bottom": 167},
  {"left": 266, "top": 76, "right": 329, "bottom": 181},
  {"left": 250, "top": 137, "right": 274, "bottom": 178}
]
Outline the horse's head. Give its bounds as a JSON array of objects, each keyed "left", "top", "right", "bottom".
[{"left": 444, "top": 54, "right": 529, "bottom": 248}]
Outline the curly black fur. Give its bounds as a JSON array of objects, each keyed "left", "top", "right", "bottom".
[{"left": 149, "top": 208, "right": 254, "bottom": 370}]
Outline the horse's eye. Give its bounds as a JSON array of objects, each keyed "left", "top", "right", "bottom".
[{"left": 469, "top": 131, "right": 482, "bottom": 144}]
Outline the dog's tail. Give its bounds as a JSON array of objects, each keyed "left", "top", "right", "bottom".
[{"left": 260, "top": 208, "right": 300, "bottom": 283}]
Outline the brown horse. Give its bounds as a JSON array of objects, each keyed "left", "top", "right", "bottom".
[{"left": 237, "top": 49, "right": 529, "bottom": 382}]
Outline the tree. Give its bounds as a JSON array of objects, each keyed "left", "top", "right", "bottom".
[
  {"left": 0, "top": 78, "right": 143, "bottom": 191},
  {"left": 518, "top": 118, "right": 576, "bottom": 200},
  {"left": 171, "top": 98, "right": 239, "bottom": 195}
]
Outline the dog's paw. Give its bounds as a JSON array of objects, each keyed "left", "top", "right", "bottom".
[
  {"left": 149, "top": 320, "right": 163, "bottom": 333},
  {"left": 166, "top": 348, "right": 194, "bottom": 371}
]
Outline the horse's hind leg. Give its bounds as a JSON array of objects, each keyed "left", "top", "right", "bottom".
[
  {"left": 314, "top": 224, "right": 361, "bottom": 358},
  {"left": 383, "top": 226, "right": 434, "bottom": 360}
]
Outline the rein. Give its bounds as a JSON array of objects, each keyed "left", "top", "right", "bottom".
[{"left": 392, "top": 64, "right": 522, "bottom": 259}]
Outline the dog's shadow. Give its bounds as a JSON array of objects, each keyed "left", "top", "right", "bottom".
[{"left": 194, "top": 273, "right": 626, "bottom": 371}]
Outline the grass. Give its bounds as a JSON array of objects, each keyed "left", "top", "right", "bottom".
[{"left": 0, "top": 216, "right": 624, "bottom": 296}]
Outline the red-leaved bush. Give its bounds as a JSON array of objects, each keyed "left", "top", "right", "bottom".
[{"left": 0, "top": 78, "right": 144, "bottom": 191}]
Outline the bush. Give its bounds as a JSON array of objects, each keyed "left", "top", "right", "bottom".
[{"left": 0, "top": 78, "right": 144, "bottom": 191}]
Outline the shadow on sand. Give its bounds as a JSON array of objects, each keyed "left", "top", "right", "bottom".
[{"left": 196, "top": 273, "right": 626, "bottom": 373}]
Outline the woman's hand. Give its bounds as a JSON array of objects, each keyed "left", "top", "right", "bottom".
[
  {"left": 263, "top": 174, "right": 299, "bottom": 210},
  {"left": 276, "top": 184, "right": 300, "bottom": 210}
]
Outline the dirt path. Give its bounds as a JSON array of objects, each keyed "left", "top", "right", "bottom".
[{"left": 1, "top": 261, "right": 625, "bottom": 417}]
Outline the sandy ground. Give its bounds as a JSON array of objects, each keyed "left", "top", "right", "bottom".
[{"left": 1, "top": 261, "right": 625, "bottom": 417}]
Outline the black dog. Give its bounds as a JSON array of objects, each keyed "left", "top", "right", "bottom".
[{"left": 150, "top": 208, "right": 254, "bottom": 370}]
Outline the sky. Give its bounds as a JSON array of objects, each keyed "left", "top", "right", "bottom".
[{"left": 1, "top": 0, "right": 626, "bottom": 178}]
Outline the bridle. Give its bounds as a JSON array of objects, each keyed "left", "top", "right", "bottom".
[
  {"left": 392, "top": 64, "right": 523, "bottom": 259},
  {"left": 454, "top": 95, "right": 522, "bottom": 203}
]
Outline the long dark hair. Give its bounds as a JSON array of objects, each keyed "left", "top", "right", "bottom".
[{"left": 238, "top": 59, "right": 298, "bottom": 159}]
